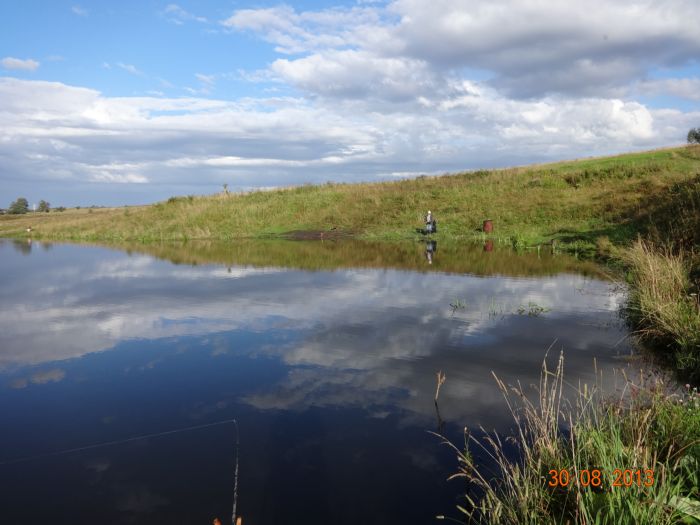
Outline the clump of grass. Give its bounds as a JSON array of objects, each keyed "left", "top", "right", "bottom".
[
  {"left": 438, "top": 353, "right": 700, "bottom": 524},
  {"left": 517, "top": 302, "right": 550, "bottom": 317},
  {"left": 623, "top": 240, "right": 700, "bottom": 379},
  {"left": 451, "top": 298, "right": 467, "bottom": 311},
  {"left": 595, "top": 235, "right": 615, "bottom": 259}
]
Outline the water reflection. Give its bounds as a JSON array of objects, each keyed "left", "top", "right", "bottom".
[
  {"left": 102, "top": 238, "right": 606, "bottom": 277},
  {"left": 425, "top": 240, "right": 437, "bottom": 265},
  {"left": 11, "top": 238, "right": 33, "bottom": 255},
  {"left": 0, "top": 239, "right": 634, "bottom": 525}
]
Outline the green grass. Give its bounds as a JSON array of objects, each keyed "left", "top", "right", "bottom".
[
  {"left": 624, "top": 241, "right": 700, "bottom": 381},
  {"left": 2, "top": 145, "right": 700, "bottom": 251},
  {"left": 440, "top": 353, "right": 700, "bottom": 525}
]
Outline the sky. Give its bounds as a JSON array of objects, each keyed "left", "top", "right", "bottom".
[{"left": 1, "top": 1, "right": 699, "bottom": 207}]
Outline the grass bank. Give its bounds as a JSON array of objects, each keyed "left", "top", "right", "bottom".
[
  {"left": 442, "top": 354, "right": 700, "bottom": 524},
  {"left": 2, "top": 146, "right": 700, "bottom": 252}
]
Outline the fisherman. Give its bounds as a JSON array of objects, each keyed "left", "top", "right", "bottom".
[{"left": 425, "top": 210, "right": 437, "bottom": 234}]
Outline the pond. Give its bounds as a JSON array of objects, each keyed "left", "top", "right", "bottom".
[{"left": 0, "top": 238, "right": 636, "bottom": 524}]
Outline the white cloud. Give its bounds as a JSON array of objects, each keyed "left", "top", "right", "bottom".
[
  {"left": 90, "top": 172, "right": 149, "bottom": 184},
  {"left": 1, "top": 57, "right": 40, "bottom": 71},
  {"left": 71, "top": 5, "right": 88, "bottom": 17},
  {"left": 163, "top": 4, "right": 207, "bottom": 24},
  {"left": 223, "top": 1, "right": 700, "bottom": 99},
  {"left": 0, "top": 76, "right": 696, "bottom": 204},
  {"left": 222, "top": 5, "right": 382, "bottom": 55},
  {"left": 635, "top": 77, "right": 700, "bottom": 101},
  {"left": 270, "top": 50, "right": 439, "bottom": 101},
  {"left": 116, "top": 62, "right": 144, "bottom": 76},
  {"left": 195, "top": 73, "right": 215, "bottom": 86},
  {"left": 189, "top": 73, "right": 216, "bottom": 95}
]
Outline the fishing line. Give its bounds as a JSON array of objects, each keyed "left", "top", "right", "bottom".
[{"left": 0, "top": 417, "right": 239, "bottom": 466}]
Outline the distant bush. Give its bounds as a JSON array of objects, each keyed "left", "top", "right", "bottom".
[
  {"left": 8, "top": 197, "right": 29, "bottom": 214},
  {"left": 688, "top": 128, "right": 700, "bottom": 144},
  {"left": 54, "top": 207, "right": 66, "bottom": 212},
  {"left": 38, "top": 200, "right": 50, "bottom": 213},
  {"left": 166, "top": 196, "right": 196, "bottom": 204}
]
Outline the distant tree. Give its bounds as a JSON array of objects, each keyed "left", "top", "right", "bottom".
[
  {"left": 688, "top": 127, "right": 700, "bottom": 144},
  {"left": 54, "top": 206, "right": 66, "bottom": 212},
  {"left": 38, "top": 200, "right": 50, "bottom": 213},
  {"left": 8, "top": 197, "right": 29, "bottom": 215}
]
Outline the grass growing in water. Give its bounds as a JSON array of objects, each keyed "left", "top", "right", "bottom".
[
  {"left": 517, "top": 302, "right": 551, "bottom": 317},
  {"left": 451, "top": 299, "right": 468, "bottom": 312},
  {"left": 439, "top": 353, "right": 700, "bottom": 524}
]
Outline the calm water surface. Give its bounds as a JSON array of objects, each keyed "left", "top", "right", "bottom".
[{"left": 0, "top": 239, "right": 635, "bottom": 524}]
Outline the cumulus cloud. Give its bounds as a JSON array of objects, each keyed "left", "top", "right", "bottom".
[
  {"left": 1, "top": 75, "right": 697, "bottom": 205},
  {"left": 1, "top": 57, "right": 40, "bottom": 71},
  {"left": 223, "top": 1, "right": 700, "bottom": 99},
  {"left": 270, "top": 50, "right": 440, "bottom": 101}
]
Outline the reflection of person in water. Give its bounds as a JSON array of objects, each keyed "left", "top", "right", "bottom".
[{"left": 425, "top": 240, "right": 437, "bottom": 264}]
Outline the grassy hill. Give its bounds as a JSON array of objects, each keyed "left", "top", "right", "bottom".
[{"left": 2, "top": 145, "right": 700, "bottom": 253}]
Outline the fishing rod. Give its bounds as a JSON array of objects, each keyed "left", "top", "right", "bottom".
[
  {"left": 231, "top": 419, "right": 241, "bottom": 525},
  {"left": 2, "top": 416, "right": 244, "bottom": 523}
]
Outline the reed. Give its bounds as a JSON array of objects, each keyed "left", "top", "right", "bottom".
[
  {"left": 623, "top": 241, "right": 700, "bottom": 380},
  {"left": 438, "top": 353, "right": 700, "bottom": 524}
]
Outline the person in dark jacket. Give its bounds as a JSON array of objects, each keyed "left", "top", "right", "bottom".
[{"left": 425, "top": 210, "right": 437, "bottom": 233}]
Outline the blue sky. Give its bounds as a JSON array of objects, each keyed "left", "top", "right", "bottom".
[{"left": 1, "top": 1, "right": 699, "bottom": 206}]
